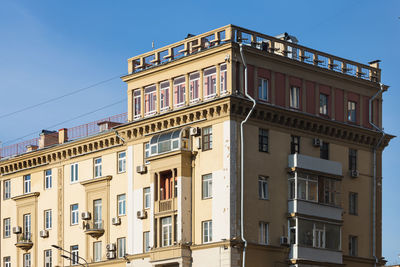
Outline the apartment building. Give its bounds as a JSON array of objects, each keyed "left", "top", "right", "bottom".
[{"left": 0, "top": 25, "right": 393, "bottom": 267}]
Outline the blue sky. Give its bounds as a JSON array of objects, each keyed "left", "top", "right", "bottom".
[{"left": 0, "top": 0, "right": 399, "bottom": 264}]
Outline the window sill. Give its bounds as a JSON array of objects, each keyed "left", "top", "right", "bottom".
[
  {"left": 202, "top": 197, "right": 212, "bottom": 200},
  {"left": 118, "top": 214, "right": 126, "bottom": 217},
  {"left": 259, "top": 198, "right": 270, "bottom": 201},
  {"left": 117, "top": 171, "right": 126, "bottom": 174}
]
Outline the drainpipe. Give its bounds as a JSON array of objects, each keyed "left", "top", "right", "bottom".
[
  {"left": 369, "top": 83, "right": 386, "bottom": 267},
  {"left": 239, "top": 43, "right": 257, "bottom": 267},
  {"left": 113, "top": 129, "right": 126, "bottom": 144}
]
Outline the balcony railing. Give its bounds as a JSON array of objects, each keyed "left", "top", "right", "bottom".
[
  {"left": 128, "top": 25, "right": 380, "bottom": 83},
  {"left": 15, "top": 232, "right": 33, "bottom": 251},
  {"left": 83, "top": 219, "right": 104, "bottom": 239},
  {"left": 159, "top": 199, "right": 173, "bottom": 212}
]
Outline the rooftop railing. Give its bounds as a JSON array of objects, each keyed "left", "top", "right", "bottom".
[
  {"left": 127, "top": 24, "right": 380, "bottom": 83},
  {"left": 0, "top": 113, "right": 128, "bottom": 159}
]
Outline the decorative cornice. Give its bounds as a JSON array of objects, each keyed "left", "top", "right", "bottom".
[
  {"left": 12, "top": 192, "right": 40, "bottom": 201},
  {"left": 80, "top": 175, "right": 112, "bottom": 186}
]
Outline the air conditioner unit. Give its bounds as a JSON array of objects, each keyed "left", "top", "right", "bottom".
[
  {"left": 13, "top": 226, "right": 22, "bottom": 234},
  {"left": 280, "top": 236, "right": 289, "bottom": 246},
  {"left": 190, "top": 127, "right": 201, "bottom": 136},
  {"left": 106, "top": 243, "right": 116, "bottom": 251},
  {"left": 136, "top": 165, "right": 147, "bottom": 174},
  {"left": 81, "top": 212, "right": 91, "bottom": 220},
  {"left": 350, "top": 170, "right": 359, "bottom": 178},
  {"left": 106, "top": 251, "right": 116, "bottom": 259},
  {"left": 111, "top": 217, "right": 121, "bottom": 226},
  {"left": 137, "top": 210, "right": 147, "bottom": 219},
  {"left": 40, "top": 230, "right": 49, "bottom": 238},
  {"left": 312, "top": 138, "right": 321, "bottom": 147}
]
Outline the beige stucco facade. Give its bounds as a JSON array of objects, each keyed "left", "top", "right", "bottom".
[{"left": 0, "top": 25, "right": 393, "bottom": 267}]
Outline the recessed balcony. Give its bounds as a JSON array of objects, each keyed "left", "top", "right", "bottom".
[
  {"left": 83, "top": 220, "right": 104, "bottom": 239},
  {"left": 15, "top": 233, "right": 33, "bottom": 251}
]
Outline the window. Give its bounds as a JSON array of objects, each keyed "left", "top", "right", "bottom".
[
  {"left": 118, "top": 151, "right": 126, "bottom": 173},
  {"left": 117, "top": 194, "right": 126, "bottom": 216},
  {"left": 144, "top": 85, "right": 157, "bottom": 116},
  {"left": 320, "top": 177, "right": 340, "bottom": 206},
  {"left": 71, "top": 204, "right": 79, "bottom": 225},
  {"left": 291, "top": 135, "right": 300, "bottom": 154},
  {"left": 289, "top": 172, "right": 318, "bottom": 202},
  {"left": 259, "top": 128, "right": 269, "bottom": 153},
  {"left": 258, "top": 176, "right": 269, "bottom": 200},
  {"left": 290, "top": 86, "right": 300, "bottom": 109},
  {"left": 349, "top": 192, "right": 358, "bottom": 215},
  {"left": 44, "top": 210, "right": 52, "bottom": 230},
  {"left": 93, "top": 199, "right": 102, "bottom": 229},
  {"left": 202, "top": 126, "right": 212, "bottom": 151},
  {"left": 202, "top": 174, "right": 212, "bottom": 199},
  {"left": 349, "top": 235, "right": 358, "bottom": 256},
  {"left": 94, "top": 157, "right": 102, "bottom": 178},
  {"left": 320, "top": 141, "right": 329, "bottom": 160},
  {"left": 4, "top": 180, "right": 11, "bottom": 200},
  {"left": 204, "top": 67, "right": 217, "bottom": 99},
  {"left": 258, "top": 78, "right": 268, "bottom": 101},
  {"left": 3, "top": 218, "right": 10, "bottom": 238},
  {"left": 259, "top": 222, "right": 269, "bottom": 245},
  {"left": 349, "top": 149, "right": 357, "bottom": 171},
  {"left": 23, "top": 214, "right": 31, "bottom": 235},
  {"left": 70, "top": 163, "right": 78, "bottom": 183},
  {"left": 23, "top": 175, "right": 31, "bottom": 194},
  {"left": 319, "top": 94, "right": 328, "bottom": 115},
  {"left": 133, "top": 89, "right": 141, "bottom": 119},
  {"left": 202, "top": 220, "right": 213, "bottom": 243},
  {"left": 144, "top": 231, "right": 150, "bottom": 252},
  {"left": 3, "top": 257, "right": 10, "bottom": 267},
  {"left": 160, "top": 81, "right": 170, "bottom": 111},
  {"left": 145, "top": 142, "right": 150, "bottom": 164},
  {"left": 161, "top": 216, "right": 172, "bottom": 247},
  {"left": 296, "top": 219, "right": 341, "bottom": 250},
  {"left": 71, "top": 245, "right": 79, "bottom": 266},
  {"left": 173, "top": 76, "right": 186, "bottom": 107},
  {"left": 23, "top": 253, "right": 31, "bottom": 267},
  {"left": 44, "top": 169, "right": 52, "bottom": 189},
  {"left": 189, "top": 72, "right": 200, "bottom": 102},
  {"left": 44, "top": 249, "right": 52, "bottom": 267},
  {"left": 220, "top": 63, "right": 227, "bottom": 94},
  {"left": 93, "top": 241, "right": 102, "bottom": 262},
  {"left": 144, "top": 187, "right": 151, "bottom": 209},
  {"left": 117, "top": 238, "right": 126, "bottom": 258},
  {"left": 348, "top": 101, "right": 357, "bottom": 122}
]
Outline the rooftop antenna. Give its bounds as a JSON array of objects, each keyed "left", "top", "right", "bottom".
[{"left": 152, "top": 41, "right": 155, "bottom": 50}]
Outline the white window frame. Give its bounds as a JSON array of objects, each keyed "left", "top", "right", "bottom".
[
  {"left": 117, "top": 237, "right": 126, "bottom": 258},
  {"left": 4, "top": 218, "right": 11, "bottom": 238},
  {"left": 290, "top": 86, "right": 300, "bottom": 109},
  {"left": 258, "top": 78, "right": 268, "bottom": 101},
  {"left": 173, "top": 76, "right": 186, "bottom": 108},
  {"left": 144, "top": 85, "right": 157, "bottom": 116},
  {"left": 23, "top": 253, "right": 31, "bottom": 267},
  {"left": 313, "top": 224, "right": 326, "bottom": 249},
  {"left": 94, "top": 199, "right": 102, "bottom": 229},
  {"left": 203, "top": 67, "right": 217, "bottom": 99},
  {"left": 220, "top": 63, "right": 227, "bottom": 95},
  {"left": 319, "top": 93, "right": 328, "bottom": 115},
  {"left": 71, "top": 245, "right": 79, "bottom": 266},
  {"left": 117, "top": 151, "right": 126, "bottom": 173},
  {"left": 160, "top": 81, "right": 170, "bottom": 112},
  {"left": 258, "top": 176, "right": 269, "bottom": 200},
  {"left": 202, "top": 174, "right": 212, "bottom": 199},
  {"left": 133, "top": 89, "right": 142, "bottom": 119},
  {"left": 45, "top": 209, "right": 52, "bottom": 230},
  {"left": 4, "top": 180, "right": 11, "bottom": 199},
  {"left": 45, "top": 169, "right": 52, "bottom": 189},
  {"left": 4, "top": 256, "right": 11, "bottom": 267},
  {"left": 144, "top": 231, "right": 150, "bottom": 252},
  {"left": 94, "top": 157, "right": 102, "bottom": 178},
  {"left": 23, "top": 175, "right": 31, "bottom": 194},
  {"left": 117, "top": 194, "right": 126, "bottom": 216},
  {"left": 202, "top": 220, "right": 213, "bottom": 243},
  {"left": 70, "top": 163, "right": 78, "bottom": 183},
  {"left": 259, "top": 222, "right": 269, "bottom": 245},
  {"left": 189, "top": 72, "right": 200, "bottom": 103},
  {"left": 93, "top": 241, "right": 102, "bottom": 262},
  {"left": 144, "top": 187, "right": 151, "bottom": 209},
  {"left": 161, "top": 217, "right": 172, "bottom": 247},
  {"left": 23, "top": 214, "right": 31, "bottom": 235},
  {"left": 71, "top": 204, "right": 79, "bottom": 225},
  {"left": 44, "top": 249, "right": 52, "bottom": 267}
]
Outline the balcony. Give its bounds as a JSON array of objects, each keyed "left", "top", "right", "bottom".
[
  {"left": 288, "top": 153, "right": 342, "bottom": 176},
  {"left": 83, "top": 220, "right": 104, "bottom": 239},
  {"left": 288, "top": 199, "right": 342, "bottom": 221},
  {"left": 15, "top": 232, "right": 33, "bottom": 251},
  {"left": 290, "top": 245, "right": 342, "bottom": 264}
]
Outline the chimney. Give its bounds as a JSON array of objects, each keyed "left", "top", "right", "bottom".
[
  {"left": 39, "top": 130, "right": 58, "bottom": 149},
  {"left": 58, "top": 128, "right": 68, "bottom": 144},
  {"left": 97, "top": 121, "right": 122, "bottom": 132},
  {"left": 26, "top": 145, "right": 38, "bottom": 152}
]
